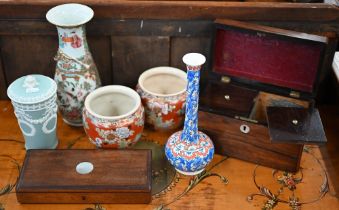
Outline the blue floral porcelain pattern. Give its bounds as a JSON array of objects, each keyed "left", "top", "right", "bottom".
[{"left": 165, "top": 55, "right": 214, "bottom": 175}]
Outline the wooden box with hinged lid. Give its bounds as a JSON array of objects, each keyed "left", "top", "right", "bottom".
[
  {"left": 199, "top": 19, "right": 329, "bottom": 172},
  {"left": 16, "top": 149, "right": 152, "bottom": 204}
]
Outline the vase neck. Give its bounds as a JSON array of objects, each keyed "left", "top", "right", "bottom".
[
  {"left": 181, "top": 68, "right": 201, "bottom": 143},
  {"left": 56, "top": 25, "right": 88, "bottom": 59}
]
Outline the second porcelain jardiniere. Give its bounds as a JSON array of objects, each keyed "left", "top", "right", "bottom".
[
  {"left": 83, "top": 85, "right": 144, "bottom": 149},
  {"left": 136, "top": 66, "right": 187, "bottom": 131}
]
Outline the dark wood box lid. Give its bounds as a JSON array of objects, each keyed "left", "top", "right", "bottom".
[
  {"left": 213, "top": 19, "right": 328, "bottom": 99},
  {"left": 266, "top": 107, "right": 326, "bottom": 144},
  {"left": 16, "top": 149, "right": 152, "bottom": 193}
]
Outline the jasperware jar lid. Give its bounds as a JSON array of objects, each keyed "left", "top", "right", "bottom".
[{"left": 7, "top": 74, "right": 57, "bottom": 104}]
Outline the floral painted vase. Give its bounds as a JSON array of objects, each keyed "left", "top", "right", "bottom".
[
  {"left": 83, "top": 85, "right": 144, "bottom": 149},
  {"left": 165, "top": 53, "right": 214, "bottom": 176},
  {"left": 136, "top": 67, "right": 187, "bottom": 131},
  {"left": 46, "top": 3, "right": 101, "bottom": 126}
]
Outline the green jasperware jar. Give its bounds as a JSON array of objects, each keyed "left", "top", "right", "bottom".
[{"left": 7, "top": 74, "right": 58, "bottom": 150}]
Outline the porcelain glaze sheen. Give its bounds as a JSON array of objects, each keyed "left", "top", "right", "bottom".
[
  {"left": 136, "top": 67, "right": 187, "bottom": 131},
  {"left": 46, "top": 3, "right": 101, "bottom": 126},
  {"left": 83, "top": 86, "right": 144, "bottom": 149},
  {"left": 7, "top": 75, "right": 58, "bottom": 150},
  {"left": 165, "top": 53, "right": 214, "bottom": 175}
]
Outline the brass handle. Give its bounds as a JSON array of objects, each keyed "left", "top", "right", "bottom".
[{"left": 292, "top": 119, "right": 298, "bottom": 125}]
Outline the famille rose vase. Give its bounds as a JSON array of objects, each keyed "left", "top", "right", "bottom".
[
  {"left": 46, "top": 3, "right": 101, "bottom": 126},
  {"left": 165, "top": 53, "right": 214, "bottom": 176},
  {"left": 7, "top": 75, "right": 58, "bottom": 150},
  {"left": 83, "top": 85, "right": 144, "bottom": 149},
  {"left": 136, "top": 67, "right": 187, "bottom": 131}
]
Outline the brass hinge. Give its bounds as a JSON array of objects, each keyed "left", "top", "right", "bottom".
[
  {"left": 221, "top": 76, "right": 231, "bottom": 83},
  {"left": 234, "top": 116, "right": 258, "bottom": 124},
  {"left": 290, "top": 91, "right": 300, "bottom": 98}
]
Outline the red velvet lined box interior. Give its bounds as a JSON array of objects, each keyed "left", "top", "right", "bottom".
[{"left": 213, "top": 20, "right": 327, "bottom": 93}]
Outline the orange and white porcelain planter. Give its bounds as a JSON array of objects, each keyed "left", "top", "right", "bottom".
[
  {"left": 136, "top": 66, "right": 187, "bottom": 131},
  {"left": 83, "top": 85, "right": 144, "bottom": 148}
]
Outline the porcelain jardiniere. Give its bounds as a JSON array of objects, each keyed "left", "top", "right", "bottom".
[
  {"left": 7, "top": 75, "right": 58, "bottom": 150},
  {"left": 165, "top": 53, "right": 214, "bottom": 176},
  {"left": 136, "top": 67, "right": 187, "bottom": 131},
  {"left": 46, "top": 3, "right": 101, "bottom": 126},
  {"left": 83, "top": 85, "right": 144, "bottom": 149}
]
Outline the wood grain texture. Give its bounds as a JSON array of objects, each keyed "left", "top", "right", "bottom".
[
  {"left": 200, "top": 81, "right": 258, "bottom": 117},
  {"left": 319, "top": 105, "right": 339, "bottom": 198},
  {"left": 111, "top": 36, "right": 170, "bottom": 87},
  {"left": 254, "top": 21, "right": 339, "bottom": 34},
  {"left": 215, "top": 19, "right": 328, "bottom": 43},
  {"left": 87, "top": 36, "right": 112, "bottom": 85},
  {"left": 0, "top": 35, "right": 112, "bottom": 86},
  {"left": 0, "top": 101, "right": 339, "bottom": 209},
  {"left": 0, "top": 2, "right": 338, "bottom": 21},
  {"left": 170, "top": 37, "right": 212, "bottom": 84},
  {"left": 0, "top": 20, "right": 338, "bottom": 35},
  {"left": 170, "top": 37, "right": 212, "bottom": 70},
  {"left": 16, "top": 149, "right": 152, "bottom": 204},
  {"left": 267, "top": 107, "right": 327, "bottom": 144},
  {"left": 198, "top": 110, "right": 304, "bottom": 172},
  {"left": 0, "top": 20, "right": 213, "bottom": 36},
  {"left": 0, "top": 35, "right": 57, "bottom": 84},
  {"left": 0, "top": 53, "right": 7, "bottom": 99}
]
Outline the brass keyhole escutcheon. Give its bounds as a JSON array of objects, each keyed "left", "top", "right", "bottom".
[{"left": 240, "top": 124, "right": 250, "bottom": 134}]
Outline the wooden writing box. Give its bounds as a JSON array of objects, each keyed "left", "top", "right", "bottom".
[
  {"left": 16, "top": 149, "right": 152, "bottom": 204},
  {"left": 199, "top": 19, "right": 328, "bottom": 172}
]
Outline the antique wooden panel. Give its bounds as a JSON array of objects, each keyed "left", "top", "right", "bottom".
[
  {"left": 0, "top": 35, "right": 112, "bottom": 86},
  {"left": 0, "top": 19, "right": 338, "bottom": 36},
  {"left": 111, "top": 36, "right": 170, "bottom": 87},
  {"left": 319, "top": 105, "right": 339, "bottom": 198},
  {"left": 0, "top": 35, "right": 57, "bottom": 84},
  {"left": 0, "top": 20, "right": 212, "bottom": 37},
  {"left": 0, "top": 2, "right": 337, "bottom": 21},
  {"left": 0, "top": 54, "right": 7, "bottom": 99},
  {"left": 87, "top": 36, "right": 112, "bottom": 85},
  {"left": 170, "top": 37, "right": 212, "bottom": 83}
]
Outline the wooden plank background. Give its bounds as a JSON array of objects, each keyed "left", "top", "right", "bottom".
[{"left": 0, "top": 1, "right": 338, "bottom": 99}]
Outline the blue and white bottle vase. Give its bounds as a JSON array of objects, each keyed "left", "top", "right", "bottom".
[{"left": 165, "top": 53, "right": 214, "bottom": 176}]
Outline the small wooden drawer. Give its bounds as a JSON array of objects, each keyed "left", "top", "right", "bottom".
[
  {"left": 200, "top": 81, "right": 258, "bottom": 117},
  {"left": 16, "top": 149, "right": 152, "bottom": 204}
]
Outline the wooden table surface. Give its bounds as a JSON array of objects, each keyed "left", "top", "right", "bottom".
[{"left": 0, "top": 100, "right": 338, "bottom": 210}]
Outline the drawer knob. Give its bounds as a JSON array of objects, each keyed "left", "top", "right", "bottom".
[
  {"left": 240, "top": 124, "right": 250, "bottom": 134},
  {"left": 224, "top": 95, "right": 230, "bottom": 100},
  {"left": 292, "top": 119, "right": 298, "bottom": 125}
]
